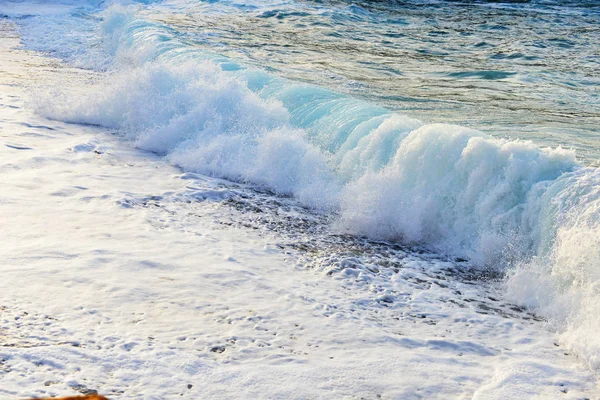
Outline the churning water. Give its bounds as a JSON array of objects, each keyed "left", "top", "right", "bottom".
[{"left": 4, "top": 0, "right": 600, "bottom": 372}]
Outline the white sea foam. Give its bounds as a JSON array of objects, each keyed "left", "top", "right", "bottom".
[
  {"left": 506, "top": 168, "right": 600, "bottom": 370},
  {"left": 340, "top": 125, "right": 578, "bottom": 263},
  {"left": 36, "top": 60, "right": 340, "bottom": 209},
  {"left": 18, "top": 3, "right": 600, "bottom": 375}
]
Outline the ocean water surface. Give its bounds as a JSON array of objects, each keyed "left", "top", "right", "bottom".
[{"left": 4, "top": 0, "right": 600, "bottom": 374}]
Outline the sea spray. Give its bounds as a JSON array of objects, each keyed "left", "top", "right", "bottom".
[
  {"left": 339, "top": 125, "right": 578, "bottom": 265},
  {"left": 506, "top": 168, "right": 600, "bottom": 370},
  {"left": 35, "top": 60, "right": 341, "bottom": 209}
]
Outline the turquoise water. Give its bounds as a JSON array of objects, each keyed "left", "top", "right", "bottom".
[{"left": 148, "top": 0, "right": 600, "bottom": 162}]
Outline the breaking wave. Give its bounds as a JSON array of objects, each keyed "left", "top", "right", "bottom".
[{"left": 15, "top": 3, "right": 600, "bottom": 372}]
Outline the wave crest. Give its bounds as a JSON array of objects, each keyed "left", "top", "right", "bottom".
[{"left": 27, "top": 3, "right": 600, "bottom": 373}]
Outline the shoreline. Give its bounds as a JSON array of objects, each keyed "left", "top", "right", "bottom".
[{"left": 1, "top": 20, "right": 599, "bottom": 399}]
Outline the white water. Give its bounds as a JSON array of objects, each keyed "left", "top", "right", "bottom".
[{"left": 7, "top": 1, "right": 600, "bottom": 376}]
